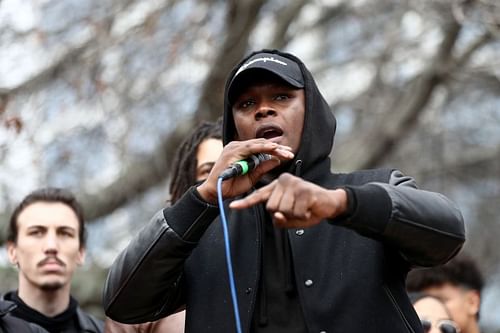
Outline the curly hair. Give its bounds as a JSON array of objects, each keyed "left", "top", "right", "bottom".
[
  {"left": 406, "top": 252, "right": 484, "bottom": 318},
  {"left": 406, "top": 253, "right": 484, "bottom": 293},
  {"left": 169, "top": 119, "right": 222, "bottom": 204}
]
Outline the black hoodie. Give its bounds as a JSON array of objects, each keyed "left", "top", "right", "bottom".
[
  {"left": 222, "top": 49, "right": 340, "bottom": 332},
  {"left": 103, "top": 49, "right": 465, "bottom": 333}
]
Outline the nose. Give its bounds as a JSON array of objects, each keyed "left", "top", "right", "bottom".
[
  {"left": 255, "top": 102, "right": 277, "bottom": 120},
  {"left": 429, "top": 326, "right": 440, "bottom": 333},
  {"left": 44, "top": 231, "right": 59, "bottom": 254}
]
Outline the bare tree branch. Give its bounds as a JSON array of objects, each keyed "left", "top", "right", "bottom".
[
  {"left": 196, "top": 0, "right": 267, "bottom": 122},
  {"left": 269, "top": 0, "right": 308, "bottom": 49},
  {"left": 0, "top": 1, "right": 270, "bottom": 243},
  {"left": 454, "top": 30, "right": 494, "bottom": 68},
  {"left": 417, "top": 144, "right": 500, "bottom": 179},
  {"left": 68, "top": 0, "right": 269, "bottom": 223},
  {"left": 333, "top": 17, "right": 462, "bottom": 171},
  {"left": 76, "top": 118, "right": 197, "bottom": 221}
]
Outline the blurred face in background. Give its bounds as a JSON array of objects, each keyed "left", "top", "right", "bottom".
[
  {"left": 424, "top": 284, "right": 479, "bottom": 333},
  {"left": 413, "top": 296, "right": 460, "bottom": 333},
  {"left": 7, "top": 202, "right": 85, "bottom": 291},
  {"left": 196, "top": 138, "right": 223, "bottom": 181}
]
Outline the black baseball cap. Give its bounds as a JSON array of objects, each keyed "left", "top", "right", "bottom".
[{"left": 227, "top": 52, "right": 305, "bottom": 104}]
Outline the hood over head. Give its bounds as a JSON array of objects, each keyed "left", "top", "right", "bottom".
[{"left": 223, "top": 49, "right": 336, "bottom": 178}]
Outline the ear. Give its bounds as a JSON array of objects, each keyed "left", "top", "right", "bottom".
[
  {"left": 466, "top": 290, "right": 481, "bottom": 316},
  {"left": 6, "top": 241, "right": 18, "bottom": 265},
  {"left": 76, "top": 247, "right": 86, "bottom": 267}
]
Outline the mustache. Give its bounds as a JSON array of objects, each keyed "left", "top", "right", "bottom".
[{"left": 37, "top": 256, "right": 65, "bottom": 268}]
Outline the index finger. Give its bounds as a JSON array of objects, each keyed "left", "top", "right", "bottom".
[{"left": 229, "top": 181, "right": 276, "bottom": 210}]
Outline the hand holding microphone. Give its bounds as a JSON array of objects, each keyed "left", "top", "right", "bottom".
[
  {"left": 196, "top": 139, "right": 294, "bottom": 203},
  {"left": 219, "top": 153, "right": 273, "bottom": 180}
]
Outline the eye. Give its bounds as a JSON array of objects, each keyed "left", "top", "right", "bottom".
[
  {"left": 197, "top": 164, "right": 214, "bottom": 181},
  {"left": 199, "top": 170, "right": 210, "bottom": 179},
  {"left": 239, "top": 99, "right": 255, "bottom": 109},
  {"left": 59, "top": 229, "right": 76, "bottom": 238},
  {"left": 28, "top": 229, "right": 43, "bottom": 237},
  {"left": 274, "top": 94, "right": 289, "bottom": 101}
]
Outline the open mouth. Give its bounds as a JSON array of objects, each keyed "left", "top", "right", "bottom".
[{"left": 256, "top": 124, "right": 284, "bottom": 140}]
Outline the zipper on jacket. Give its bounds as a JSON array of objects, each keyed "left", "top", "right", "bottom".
[
  {"left": 383, "top": 284, "right": 416, "bottom": 333},
  {"left": 245, "top": 204, "right": 265, "bottom": 333},
  {"left": 294, "top": 160, "right": 303, "bottom": 176}
]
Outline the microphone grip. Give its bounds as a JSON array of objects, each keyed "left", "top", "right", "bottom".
[{"left": 219, "top": 153, "right": 272, "bottom": 180}]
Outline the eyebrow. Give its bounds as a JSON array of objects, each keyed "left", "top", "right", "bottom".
[
  {"left": 197, "top": 162, "right": 216, "bottom": 170},
  {"left": 26, "top": 225, "right": 46, "bottom": 230},
  {"left": 25, "top": 225, "right": 77, "bottom": 232},
  {"left": 58, "top": 226, "right": 77, "bottom": 232}
]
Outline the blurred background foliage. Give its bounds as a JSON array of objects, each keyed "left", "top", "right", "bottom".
[{"left": 1, "top": 0, "right": 499, "bottom": 330}]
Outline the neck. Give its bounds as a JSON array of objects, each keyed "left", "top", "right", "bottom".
[{"left": 18, "top": 278, "right": 71, "bottom": 317}]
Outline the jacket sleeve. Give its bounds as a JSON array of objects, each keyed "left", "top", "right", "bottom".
[
  {"left": 334, "top": 170, "right": 465, "bottom": 267},
  {"left": 102, "top": 187, "right": 219, "bottom": 324}
]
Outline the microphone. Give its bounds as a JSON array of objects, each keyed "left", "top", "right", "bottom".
[{"left": 219, "top": 153, "right": 272, "bottom": 180}]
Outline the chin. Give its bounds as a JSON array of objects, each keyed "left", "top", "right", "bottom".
[{"left": 39, "top": 281, "right": 65, "bottom": 291}]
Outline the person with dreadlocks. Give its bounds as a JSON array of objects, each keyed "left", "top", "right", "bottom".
[
  {"left": 169, "top": 118, "right": 223, "bottom": 203},
  {"left": 104, "top": 119, "right": 223, "bottom": 333}
]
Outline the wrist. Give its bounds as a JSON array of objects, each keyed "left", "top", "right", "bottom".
[
  {"left": 196, "top": 182, "right": 218, "bottom": 204},
  {"left": 337, "top": 187, "right": 356, "bottom": 217},
  {"left": 337, "top": 188, "right": 349, "bottom": 215},
  {"left": 329, "top": 188, "right": 350, "bottom": 218}
]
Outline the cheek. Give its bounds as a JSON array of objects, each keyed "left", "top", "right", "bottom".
[
  {"left": 67, "top": 245, "right": 83, "bottom": 258},
  {"left": 443, "top": 299, "right": 465, "bottom": 319},
  {"left": 14, "top": 244, "right": 38, "bottom": 260},
  {"left": 290, "top": 106, "right": 305, "bottom": 146},
  {"left": 59, "top": 241, "right": 82, "bottom": 257},
  {"left": 15, "top": 251, "right": 38, "bottom": 271},
  {"left": 293, "top": 105, "right": 305, "bottom": 128},
  {"left": 232, "top": 115, "right": 251, "bottom": 140}
]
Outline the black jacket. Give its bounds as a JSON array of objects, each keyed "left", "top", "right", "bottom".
[
  {"left": 0, "top": 300, "right": 48, "bottom": 333},
  {"left": 2, "top": 292, "right": 103, "bottom": 333},
  {"left": 103, "top": 49, "right": 465, "bottom": 332}
]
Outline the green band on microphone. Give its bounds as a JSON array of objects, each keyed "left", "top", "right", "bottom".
[{"left": 236, "top": 161, "right": 250, "bottom": 175}]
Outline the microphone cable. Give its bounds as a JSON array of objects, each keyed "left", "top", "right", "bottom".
[{"left": 217, "top": 176, "right": 243, "bottom": 333}]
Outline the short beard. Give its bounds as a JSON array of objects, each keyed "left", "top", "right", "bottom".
[{"left": 39, "top": 282, "right": 64, "bottom": 291}]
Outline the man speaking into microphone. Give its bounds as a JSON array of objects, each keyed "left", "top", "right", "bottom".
[{"left": 103, "top": 50, "right": 465, "bottom": 332}]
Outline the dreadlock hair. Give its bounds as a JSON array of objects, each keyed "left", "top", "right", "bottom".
[
  {"left": 169, "top": 118, "right": 222, "bottom": 204},
  {"left": 406, "top": 252, "right": 484, "bottom": 319}
]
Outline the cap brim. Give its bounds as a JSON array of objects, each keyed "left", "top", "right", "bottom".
[{"left": 228, "top": 67, "right": 304, "bottom": 104}]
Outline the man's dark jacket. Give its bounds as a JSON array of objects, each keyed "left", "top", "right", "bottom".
[
  {"left": 0, "top": 300, "right": 48, "bottom": 333},
  {"left": 2, "top": 292, "right": 103, "bottom": 333},
  {"left": 103, "top": 49, "right": 465, "bottom": 332}
]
